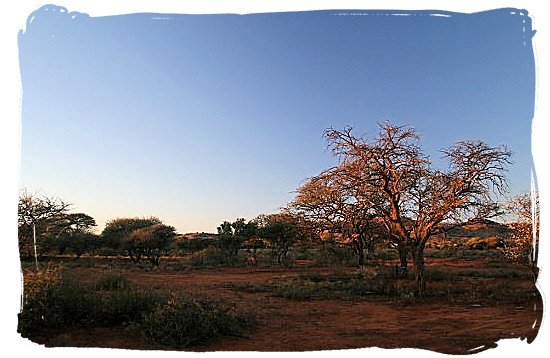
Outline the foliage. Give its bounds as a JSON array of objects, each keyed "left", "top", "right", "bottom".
[
  {"left": 43, "top": 213, "right": 98, "bottom": 256},
  {"left": 101, "top": 217, "right": 177, "bottom": 265},
  {"left": 215, "top": 218, "right": 258, "bottom": 263},
  {"left": 231, "top": 271, "right": 384, "bottom": 300},
  {"left": 101, "top": 217, "right": 162, "bottom": 253},
  {"left": 216, "top": 234, "right": 246, "bottom": 263},
  {"left": 176, "top": 235, "right": 218, "bottom": 253},
  {"left": 142, "top": 294, "right": 255, "bottom": 348},
  {"left": 127, "top": 223, "right": 177, "bottom": 266},
  {"left": 18, "top": 265, "right": 163, "bottom": 335},
  {"left": 256, "top": 213, "right": 301, "bottom": 266}
]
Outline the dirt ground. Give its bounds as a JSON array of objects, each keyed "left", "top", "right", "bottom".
[{"left": 25, "top": 258, "right": 543, "bottom": 354}]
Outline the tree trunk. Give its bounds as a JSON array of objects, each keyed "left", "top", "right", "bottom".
[
  {"left": 412, "top": 242, "right": 426, "bottom": 296},
  {"left": 356, "top": 238, "right": 365, "bottom": 275},
  {"left": 397, "top": 244, "right": 408, "bottom": 278}
]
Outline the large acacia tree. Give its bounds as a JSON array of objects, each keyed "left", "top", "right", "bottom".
[{"left": 294, "top": 121, "right": 511, "bottom": 295}]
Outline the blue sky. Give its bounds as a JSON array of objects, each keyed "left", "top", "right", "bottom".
[{"left": 18, "top": 7, "right": 536, "bottom": 233}]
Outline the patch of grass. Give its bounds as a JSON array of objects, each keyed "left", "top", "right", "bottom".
[
  {"left": 273, "top": 278, "right": 378, "bottom": 300},
  {"left": 232, "top": 271, "right": 385, "bottom": 301},
  {"left": 94, "top": 273, "right": 133, "bottom": 291},
  {"left": 457, "top": 268, "right": 524, "bottom": 279},
  {"left": 454, "top": 249, "right": 504, "bottom": 259},
  {"left": 229, "top": 281, "right": 273, "bottom": 293},
  {"left": 424, "top": 249, "right": 455, "bottom": 259}
]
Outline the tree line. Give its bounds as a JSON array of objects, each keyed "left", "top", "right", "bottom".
[{"left": 17, "top": 191, "right": 306, "bottom": 267}]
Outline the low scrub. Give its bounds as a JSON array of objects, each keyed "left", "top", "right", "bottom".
[
  {"left": 18, "top": 265, "right": 98, "bottom": 334},
  {"left": 232, "top": 271, "right": 386, "bottom": 300},
  {"left": 19, "top": 266, "right": 255, "bottom": 348},
  {"left": 142, "top": 294, "right": 256, "bottom": 348},
  {"left": 190, "top": 247, "right": 232, "bottom": 267}
]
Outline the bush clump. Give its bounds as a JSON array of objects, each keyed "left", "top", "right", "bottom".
[
  {"left": 18, "top": 265, "right": 99, "bottom": 335},
  {"left": 190, "top": 247, "right": 231, "bottom": 267},
  {"left": 19, "top": 265, "right": 255, "bottom": 348},
  {"left": 142, "top": 294, "right": 255, "bottom": 348}
]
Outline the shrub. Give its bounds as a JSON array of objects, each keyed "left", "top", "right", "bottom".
[
  {"left": 19, "top": 266, "right": 163, "bottom": 335},
  {"left": 18, "top": 265, "right": 99, "bottom": 335},
  {"left": 314, "top": 244, "right": 356, "bottom": 266},
  {"left": 190, "top": 246, "right": 230, "bottom": 267},
  {"left": 141, "top": 294, "right": 255, "bottom": 348},
  {"left": 97, "top": 289, "right": 162, "bottom": 326}
]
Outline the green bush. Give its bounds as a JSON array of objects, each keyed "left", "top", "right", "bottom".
[{"left": 142, "top": 295, "right": 255, "bottom": 348}]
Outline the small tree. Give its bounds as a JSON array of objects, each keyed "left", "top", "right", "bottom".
[
  {"left": 42, "top": 213, "right": 97, "bottom": 256},
  {"left": 256, "top": 213, "right": 300, "bottom": 266},
  {"left": 215, "top": 218, "right": 258, "bottom": 264},
  {"left": 128, "top": 224, "right": 176, "bottom": 266},
  {"left": 69, "top": 231, "right": 100, "bottom": 258},
  {"left": 101, "top": 217, "right": 162, "bottom": 260}
]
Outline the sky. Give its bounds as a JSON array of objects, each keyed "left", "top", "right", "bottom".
[{"left": 17, "top": 6, "right": 536, "bottom": 234}]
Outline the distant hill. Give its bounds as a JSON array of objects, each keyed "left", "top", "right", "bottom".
[
  {"left": 179, "top": 232, "right": 218, "bottom": 240},
  {"left": 446, "top": 218, "right": 512, "bottom": 239}
]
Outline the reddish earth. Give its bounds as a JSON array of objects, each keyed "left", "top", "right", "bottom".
[{"left": 25, "top": 258, "right": 542, "bottom": 354}]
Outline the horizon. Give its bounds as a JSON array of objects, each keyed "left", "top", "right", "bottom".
[{"left": 18, "top": 6, "right": 536, "bottom": 234}]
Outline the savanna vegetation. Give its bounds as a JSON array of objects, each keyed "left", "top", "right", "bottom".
[{"left": 17, "top": 121, "right": 541, "bottom": 353}]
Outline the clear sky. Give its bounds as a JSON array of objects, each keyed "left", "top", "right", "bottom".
[{"left": 18, "top": 6, "right": 536, "bottom": 234}]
